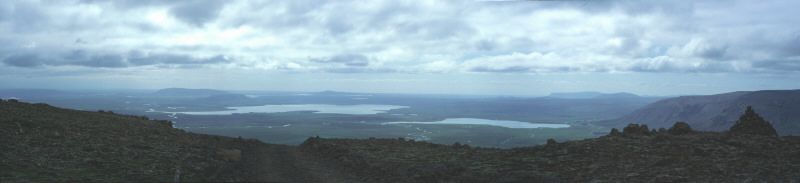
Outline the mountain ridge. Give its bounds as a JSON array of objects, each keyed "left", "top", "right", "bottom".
[{"left": 598, "top": 89, "right": 800, "bottom": 135}]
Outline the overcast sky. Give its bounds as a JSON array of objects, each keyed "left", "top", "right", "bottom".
[{"left": 1, "top": 0, "right": 799, "bottom": 96}]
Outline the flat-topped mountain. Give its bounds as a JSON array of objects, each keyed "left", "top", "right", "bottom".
[
  {"left": 599, "top": 90, "right": 800, "bottom": 135},
  {"left": 3, "top": 99, "right": 800, "bottom": 182}
]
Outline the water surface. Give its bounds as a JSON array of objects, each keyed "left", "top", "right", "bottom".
[
  {"left": 383, "top": 118, "right": 570, "bottom": 129},
  {"left": 175, "top": 104, "right": 408, "bottom": 115}
]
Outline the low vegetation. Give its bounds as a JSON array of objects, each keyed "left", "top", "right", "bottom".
[
  {"left": 3, "top": 99, "right": 799, "bottom": 182},
  {"left": 0, "top": 99, "right": 315, "bottom": 182}
]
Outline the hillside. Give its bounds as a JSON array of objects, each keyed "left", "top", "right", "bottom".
[
  {"left": 3, "top": 99, "right": 800, "bottom": 182},
  {"left": 599, "top": 90, "right": 800, "bottom": 135},
  {"left": 0, "top": 99, "right": 326, "bottom": 182}
]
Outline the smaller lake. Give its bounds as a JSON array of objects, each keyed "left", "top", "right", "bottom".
[
  {"left": 383, "top": 118, "right": 570, "bottom": 129},
  {"left": 175, "top": 104, "right": 408, "bottom": 115}
]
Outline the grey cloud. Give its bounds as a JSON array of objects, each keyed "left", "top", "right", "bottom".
[
  {"left": 323, "top": 67, "right": 395, "bottom": 74},
  {"left": 72, "top": 55, "right": 127, "bottom": 68},
  {"left": 324, "top": 16, "right": 354, "bottom": 35},
  {"left": 59, "top": 50, "right": 126, "bottom": 68},
  {"left": 696, "top": 45, "right": 728, "bottom": 60},
  {"left": 2, "top": 54, "right": 45, "bottom": 68},
  {"left": 629, "top": 59, "right": 735, "bottom": 73},
  {"left": 228, "top": 1, "right": 475, "bottom": 40},
  {"left": 392, "top": 19, "right": 476, "bottom": 40},
  {"left": 79, "top": 0, "right": 173, "bottom": 8},
  {"left": 469, "top": 65, "right": 585, "bottom": 73},
  {"left": 752, "top": 59, "right": 800, "bottom": 72},
  {"left": 568, "top": 0, "right": 695, "bottom": 17},
  {"left": 779, "top": 36, "right": 800, "bottom": 57},
  {"left": 5, "top": 1, "right": 49, "bottom": 32},
  {"left": 475, "top": 39, "right": 496, "bottom": 51},
  {"left": 311, "top": 53, "right": 370, "bottom": 67},
  {"left": 470, "top": 66, "right": 531, "bottom": 73},
  {"left": 74, "top": 39, "right": 88, "bottom": 44},
  {"left": 128, "top": 52, "right": 230, "bottom": 66},
  {"left": 170, "top": 0, "right": 227, "bottom": 26},
  {"left": 225, "top": 1, "right": 320, "bottom": 30},
  {"left": 77, "top": 0, "right": 228, "bottom": 26},
  {"left": 0, "top": 3, "right": 10, "bottom": 21},
  {"left": 2, "top": 50, "right": 230, "bottom": 68}
]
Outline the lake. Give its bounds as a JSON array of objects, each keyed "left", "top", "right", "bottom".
[
  {"left": 383, "top": 118, "right": 570, "bottom": 129},
  {"left": 174, "top": 104, "right": 408, "bottom": 115}
]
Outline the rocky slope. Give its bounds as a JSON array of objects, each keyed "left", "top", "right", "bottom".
[
  {"left": 3, "top": 99, "right": 800, "bottom": 182},
  {"left": 599, "top": 90, "right": 800, "bottom": 135},
  {"left": 0, "top": 99, "right": 323, "bottom": 182},
  {"left": 301, "top": 132, "right": 800, "bottom": 182}
]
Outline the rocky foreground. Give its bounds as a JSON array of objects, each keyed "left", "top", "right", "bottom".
[{"left": 2, "top": 99, "right": 800, "bottom": 182}]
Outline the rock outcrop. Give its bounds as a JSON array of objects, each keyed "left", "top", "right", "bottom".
[{"left": 729, "top": 106, "right": 778, "bottom": 136}]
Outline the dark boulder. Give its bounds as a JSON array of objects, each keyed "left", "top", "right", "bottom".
[
  {"left": 729, "top": 106, "right": 777, "bottom": 137},
  {"left": 668, "top": 122, "right": 693, "bottom": 135},
  {"left": 608, "top": 128, "right": 622, "bottom": 137}
]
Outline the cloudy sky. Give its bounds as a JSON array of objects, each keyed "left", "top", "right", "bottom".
[{"left": 1, "top": 0, "right": 799, "bottom": 96}]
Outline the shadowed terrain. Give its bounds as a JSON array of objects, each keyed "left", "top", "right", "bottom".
[
  {"left": 0, "top": 99, "right": 331, "bottom": 182},
  {"left": 3, "top": 99, "right": 800, "bottom": 182},
  {"left": 601, "top": 90, "right": 800, "bottom": 135}
]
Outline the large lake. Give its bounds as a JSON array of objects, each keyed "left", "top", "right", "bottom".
[
  {"left": 175, "top": 104, "right": 408, "bottom": 115},
  {"left": 383, "top": 118, "right": 570, "bottom": 129}
]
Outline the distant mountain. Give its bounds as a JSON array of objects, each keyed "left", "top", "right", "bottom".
[
  {"left": 547, "top": 92, "right": 640, "bottom": 99},
  {"left": 154, "top": 88, "right": 230, "bottom": 96},
  {"left": 598, "top": 90, "right": 800, "bottom": 135}
]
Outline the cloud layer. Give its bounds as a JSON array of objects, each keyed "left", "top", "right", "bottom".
[{"left": 1, "top": 0, "right": 799, "bottom": 74}]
